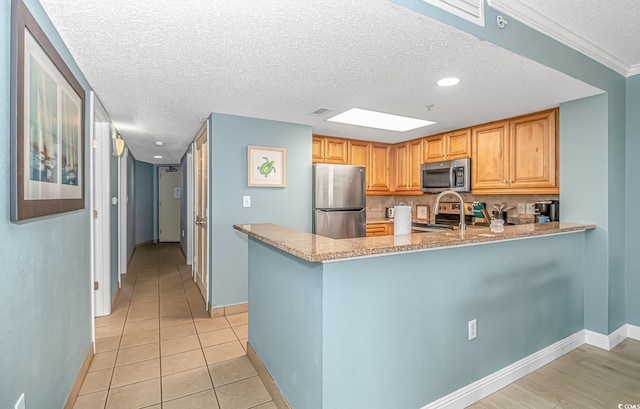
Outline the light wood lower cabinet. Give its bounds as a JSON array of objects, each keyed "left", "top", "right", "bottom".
[
  {"left": 366, "top": 223, "right": 394, "bottom": 237},
  {"left": 472, "top": 109, "right": 558, "bottom": 194}
]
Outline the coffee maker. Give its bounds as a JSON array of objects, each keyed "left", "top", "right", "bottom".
[{"left": 535, "top": 200, "right": 559, "bottom": 222}]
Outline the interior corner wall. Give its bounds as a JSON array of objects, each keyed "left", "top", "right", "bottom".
[
  {"left": 559, "top": 95, "right": 610, "bottom": 334},
  {"left": 209, "top": 113, "right": 312, "bottom": 307},
  {"left": 625, "top": 75, "right": 640, "bottom": 326},
  {"left": 0, "top": 0, "right": 92, "bottom": 407},
  {"left": 134, "top": 159, "right": 155, "bottom": 244}
]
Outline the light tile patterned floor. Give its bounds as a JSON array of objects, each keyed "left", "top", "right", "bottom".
[{"left": 75, "top": 243, "right": 274, "bottom": 409}]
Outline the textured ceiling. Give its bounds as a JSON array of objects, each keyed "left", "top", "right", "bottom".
[{"left": 39, "top": 0, "right": 603, "bottom": 164}]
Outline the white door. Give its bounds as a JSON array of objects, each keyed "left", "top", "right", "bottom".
[
  {"left": 159, "top": 166, "right": 182, "bottom": 242},
  {"left": 91, "top": 93, "right": 111, "bottom": 317},
  {"left": 194, "top": 125, "right": 209, "bottom": 304}
]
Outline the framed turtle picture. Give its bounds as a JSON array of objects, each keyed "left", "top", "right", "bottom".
[{"left": 247, "top": 146, "right": 286, "bottom": 187}]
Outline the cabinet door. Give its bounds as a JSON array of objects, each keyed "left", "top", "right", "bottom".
[
  {"left": 472, "top": 121, "right": 510, "bottom": 190},
  {"left": 312, "top": 136, "right": 324, "bottom": 163},
  {"left": 509, "top": 109, "right": 557, "bottom": 190},
  {"left": 446, "top": 128, "right": 471, "bottom": 160},
  {"left": 366, "top": 223, "right": 388, "bottom": 237},
  {"left": 324, "top": 137, "right": 348, "bottom": 164},
  {"left": 348, "top": 140, "right": 370, "bottom": 188},
  {"left": 423, "top": 134, "right": 445, "bottom": 163},
  {"left": 395, "top": 143, "right": 410, "bottom": 191},
  {"left": 408, "top": 139, "right": 423, "bottom": 190},
  {"left": 369, "top": 143, "right": 390, "bottom": 191}
]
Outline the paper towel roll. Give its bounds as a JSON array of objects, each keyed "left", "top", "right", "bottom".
[{"left": 394, "top": 205, "right": 412, "bottom": 235}]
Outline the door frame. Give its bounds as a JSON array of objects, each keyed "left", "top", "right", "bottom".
[
  {"left": 118, "top": 147, "right": 128, "bottom": 281},
  {"left": 90, "top": 92, "right": 111, "bottom": 319},
  {"left": 193, "top": 120, "right": 210, "bottom": 309},
  {"left": 186, "top": 144, "right": 194, "bottom": 266},
  {"left": 158, "top": 165, "right": 182, "bottom": 242}
]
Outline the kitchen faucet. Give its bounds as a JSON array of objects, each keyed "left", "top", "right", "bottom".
[{"left": 433, "top": 190, "right": 466, "bottom": 233}]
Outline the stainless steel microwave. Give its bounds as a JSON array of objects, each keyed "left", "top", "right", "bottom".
[{"left": 420, "top": 158, "right": 471, "bottom": 193}]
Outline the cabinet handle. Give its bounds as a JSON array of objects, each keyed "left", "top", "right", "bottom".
[
  {"left": 502, "top": 180, "right": 507, "bottom": 183},
  {"left": 508, "top": 180, "right": 513, "bottom": 183}
]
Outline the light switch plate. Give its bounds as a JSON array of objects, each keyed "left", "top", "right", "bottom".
[
  {"left": 243, "top": 196, "right": 251, "bottom": 208},
  {"left": 15, "top": 393, "right": 25, "bottom": 409}
]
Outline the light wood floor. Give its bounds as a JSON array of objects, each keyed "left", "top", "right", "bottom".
[{"left": 468, "top": 339, "right": 640, "bottom": 408}]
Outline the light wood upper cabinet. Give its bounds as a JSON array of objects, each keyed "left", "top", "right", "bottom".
[
  {"left": 423, "top": 128, "right": 471, "bottom": 163},
  {"left": 472, "top": 120, "right": 510, "bottom": 190},
  {"left": 312, "top": 135, "right": 348, "bottom": 164},
  {"left": 509, "top": 110, "right": 557, "bottom": 190},
  {"left": 348, "top": 140, "right": 391, "bottom": 192},
  {"left": 395, "top": 139, "right": 423, "bottom": 192},
  {"left": 472, "top": 109, "right": 558, "bottom": 194}
]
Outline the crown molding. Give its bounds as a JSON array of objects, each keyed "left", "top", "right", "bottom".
[{"left": 488, "top": 0, "right": 633, "bottom": 77}]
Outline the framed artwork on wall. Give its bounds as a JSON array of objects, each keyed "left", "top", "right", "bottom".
[
  {"left": 247, "top": 146, "right": 286, "bottom": 187},
  {"left": 10, "top": 0, "right": 86, "bottom": 221}
]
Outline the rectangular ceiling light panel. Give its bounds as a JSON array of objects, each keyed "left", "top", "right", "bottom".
[
  {"left": 327, "top": 108, "right": 435, "bottom": 132},
  {"left": 422, "top": 0, "right": 485, "bottom": 26}
]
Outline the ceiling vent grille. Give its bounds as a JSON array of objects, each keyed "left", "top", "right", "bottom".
[
  {"left": 422, "top": 0, "right": 485, "bottom": 27},
  {"left": 310, "top": 107, "right": 334, "bottom": 116}
]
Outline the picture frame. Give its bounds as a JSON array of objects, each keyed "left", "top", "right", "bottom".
[
  {"left": 10, "top": 0, "right": 86, "bottom": 221},
  {"left": 416, "top": 205, "right": 429, "bottom": 220},
  {"left": 247, "top": 146, "right": 286, "bottom": 187}
]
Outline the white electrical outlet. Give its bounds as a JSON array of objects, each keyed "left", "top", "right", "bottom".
[
  {"left": 525, "top": 203, "right": 536, "bottom": 215},
  {"left": 243, "top": 196, "right": 251, "bottom": 208},
  {"left": 468, "top": 319, "right": 477, "bottom": 340},
  {"left": 15, "top": 393, "right": 25, "bottom": 409},
  {"left": 517, "top": 203, "right": 525, "bottom": 214}
]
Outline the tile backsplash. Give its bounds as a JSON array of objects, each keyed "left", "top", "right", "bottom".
[{"left": 366, "top": 193, "right": 559, "bottom": 223}]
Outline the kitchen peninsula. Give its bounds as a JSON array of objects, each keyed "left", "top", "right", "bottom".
[{"left": 235, "top": 222, "right": 595, "bottom": 409}]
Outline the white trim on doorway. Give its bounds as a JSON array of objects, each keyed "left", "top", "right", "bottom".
[
  {"left": 186, "top": 144, "right": 194, "bottom": 266},
  {"left": 91, "top": 92, "right": 112, "bottom": 318},
  {"left": 118, "top": 147, "right": 128, "bottom": 282}
]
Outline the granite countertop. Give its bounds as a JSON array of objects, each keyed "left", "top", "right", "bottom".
[{"left": 234, "top": 222, "right": 595, "bottom": 263}]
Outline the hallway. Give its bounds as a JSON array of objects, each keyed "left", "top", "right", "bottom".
[{"left": 74, "top": 244, "right": 274, "bottom": 409}]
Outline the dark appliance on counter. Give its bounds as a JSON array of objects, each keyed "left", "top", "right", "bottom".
[
  {"left": 411, "top": 202, "right": 484, "bottom": 232},
  {"left": 312, "top": 164, "right": 366, "bottom": 239},
  {"left": 535, "top": 200, "right": 559, "bottom": 222},
  {"left": 420, "top": 158, "right": 471, "bottom": 193}
]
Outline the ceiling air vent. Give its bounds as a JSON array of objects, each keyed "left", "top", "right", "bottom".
[
  {"left": 422, "top": 0, "right": 485, "bottom": 27},
  {"left": 310, "top": 107, "right": 334, "bottom": 116}
]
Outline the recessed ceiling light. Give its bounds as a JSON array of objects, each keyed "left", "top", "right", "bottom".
[
  {"left": 153, "top": 155, "right": 163, "bottom": 159},
  {"left": 327, "top": 108, "right": 435, "bottom": 132},
  {"left": 437, "top": 77, "right": 460, "bottom": 87},
  {"left": 155, "top": 141, "right": 164, "bottom": 147}
]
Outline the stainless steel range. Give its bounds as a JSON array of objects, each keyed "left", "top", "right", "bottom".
[{"left": 411, "top": 202, "right": 484, "bottom": 232}]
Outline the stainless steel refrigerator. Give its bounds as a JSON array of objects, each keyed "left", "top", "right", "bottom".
[{"left": 312, "top": 164, "right": 366, "bottom": 239}]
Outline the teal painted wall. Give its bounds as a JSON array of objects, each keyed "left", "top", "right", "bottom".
[
  {"left": 392, "top": 0, "right": 627, "bottom": 335},
  {"left": 209, "top": 113, "right": 312, "bottom": 307},
  {"left": 134, "top": 159, "right": 155, "bottom": 244},
  {"left": 0, "top": 0, "right": 92, "bottom": 407},
  {"left": 626, "top": 75, "right": 640, "bottom": 326},
  {"left": 248, "top": 232, "right": 587, "bottom": 408},
  {"left": 248, "top": 239, "right": 323, "bottom": 409},
  {"left": 560, "top": 95, "right": 610, "bottom": 333}
]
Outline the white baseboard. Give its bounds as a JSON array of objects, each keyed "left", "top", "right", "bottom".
[
  {"left": 626, "top": 324, "right": 640, "bottom": 341},
  {"left": 424, "top": 324, "right": 640, "bottom": 409},
  {"left": 585, "top": 324, "right": 630, "bottom": 351},
  {"left": 420, "top": 330, "right": 585, "bottom": 409}
]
